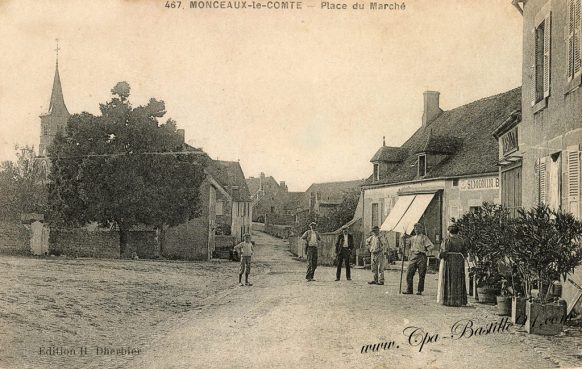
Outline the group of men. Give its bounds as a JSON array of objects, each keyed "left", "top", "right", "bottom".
[
  {"left": 234, "top": 221, "right": 435, "bottom": 294},
  {"left": 301, "top": 222, "right": 434, "bottom": 295}
]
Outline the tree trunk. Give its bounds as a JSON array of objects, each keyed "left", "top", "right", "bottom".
[
  {"left": 155, "top": 225, "right": 167, "bottom": 258},
  {"left": 119, "top": 224, "right": 129, "bottom": 258}
]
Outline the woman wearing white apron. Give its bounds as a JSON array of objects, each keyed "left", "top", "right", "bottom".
[{"left": 437, "top": 225, "right": 468, "bottom": 306}]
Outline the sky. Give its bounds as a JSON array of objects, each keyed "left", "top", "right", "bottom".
[{"left": 0, "top": 0, "right": 523, "bottom": 191}]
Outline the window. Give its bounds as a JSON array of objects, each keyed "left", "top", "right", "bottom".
[
  {"left": 567, "top": 0, "right": 581, "bottom": 81},
  {"left": 371, "top": 203, "right": 379, "bottom": 228},
  {"left": 452, "top": 178, "right": 459, "bottom": 187},
  {"left": 42, "top": 124, "right": 49, "bottom": 136},
  {"left": 532, "top": 11, "right": 551, "bottom": 106},
  {"left": 216, "top": 201, "right": 223, "bottom": 216},
  {"left": 418, "top": 154, "right": 426, "bottom": 177},
  {"left": 373, "top": 163, "right": 380, "bottom": 181}
]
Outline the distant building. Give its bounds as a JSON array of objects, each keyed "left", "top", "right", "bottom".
[
  {"left": 246, "top": 172, "right": 289, "bottom": 222},
  {"left": 303, "top": 180, "right": 364, "bottom": 217}
]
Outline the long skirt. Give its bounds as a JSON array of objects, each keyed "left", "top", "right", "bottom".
[{"left": 437, "top": 254, "right": 467, "bottom": 306}]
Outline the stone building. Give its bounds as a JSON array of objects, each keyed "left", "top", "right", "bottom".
[
  {"left": 362, "top": 88, "right": 520, "bottom": 253},
  {"left": 512, "top": 0, "right": 582, "bottom": 310},
  {"left": 303, "top": 180, "right": 364, "bottom": 217}
]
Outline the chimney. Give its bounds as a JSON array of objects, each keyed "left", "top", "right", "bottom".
[
  {"left": 176, "top": 129, "right": 185, "bottom": 145},
  {"left": 280, "top": 181, "right": 288, "bottom": 192},
  {"left": 260, "top": 172, "right": 265, "bottom": 180},
  {"left": 422, "top": 91, "right": 443, "bottom": 128}
]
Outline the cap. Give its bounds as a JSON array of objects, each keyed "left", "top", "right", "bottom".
[
  {"left": 372, "top": 226, "right": 380, "bottom": 231},
  {"left": 310, "top": 222, "right": 317, "bottom": 226}
]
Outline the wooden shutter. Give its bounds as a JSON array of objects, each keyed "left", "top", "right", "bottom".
[
  {"left": 534, "top": 158, "right": 542, "bottom": 204},
  {"left": 539, "top": 157, "right": 548, "bottom": 204},
  {"left": 543, "top": 13, "right": 552, "bottom": 98},
  {"left": 576, "top": 0, "right": 582, "bottom": 76},
  {"left": 568, "top": 147, "right": 581, "bottom": 218}
]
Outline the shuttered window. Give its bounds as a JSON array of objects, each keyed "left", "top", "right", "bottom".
[
  {"left": 567, "top": 0, "right": 582, "bottom": 80},
  {"left": 533, "top": 13, "right": 552, "bottom": 105},
  {"left": 568, "top": 148, "right": 581, "bottom": 218}
]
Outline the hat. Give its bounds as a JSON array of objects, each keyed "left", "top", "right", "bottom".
[
  {"left": 243, "top": 233, "right": 251, "bottom": 237},
  {"left": 310, "top": 222, "right": 317, "bottom": 226},
  {"left": 372, "top": 226, "right": 380, "bottom": 231},
  {"left": 413, "top": 223, "right": 424, "bottom": 229},
  {"left": 341, "top": 225, "right": 348, "bottom": 231}
]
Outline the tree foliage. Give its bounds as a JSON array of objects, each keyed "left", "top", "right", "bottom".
[
  {"left": 48, "top": 82, "right": 208, "bottom": 256},
  {"left": 513, "top": 204, "right": 582, "bottom": 301},
  {"left": 0, "top": 146, "right": 48, "bottom": 220},
  {"left": 294, "top": 189, "right": 360, "bottom": 234},
  {"left": 453, "top": 203, "right": 513, "bottom": 288}
]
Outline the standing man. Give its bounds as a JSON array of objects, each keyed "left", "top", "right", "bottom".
[
  {"left": 335, "top": 226, "right": 354, "bottom": 281},
  {"left": 366, "top": 226, "right": 385, "bottom": 285},
  {"left": 234, "top": 233, "right": 255, "bottom": 286},
  {"left": 401, "top": 223, "right": 434, "bottom": 295},
  {"left": 301, "top": 222, "right": 321, "bottom": 282}
]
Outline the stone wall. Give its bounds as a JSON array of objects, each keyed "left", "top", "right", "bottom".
[
  {"left": 0, "top": 220, "right": 31, "bottom": 256},
  {"left": 50, "top": 229, "right": 120, "bottom": 259}
]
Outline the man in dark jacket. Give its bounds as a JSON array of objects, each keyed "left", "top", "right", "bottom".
[{"left": 335, "top": 226, "right": 354, "bottom": 281}]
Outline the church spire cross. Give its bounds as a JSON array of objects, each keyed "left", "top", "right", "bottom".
[{"left": 54, "top": 38, "right": 60, "bottom": 65}]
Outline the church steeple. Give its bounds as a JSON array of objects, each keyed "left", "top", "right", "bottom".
[
  {"left": 47, "top": 39, "right": 69, "bottom": 116},
  {"left": 39, "top": 39, "right": 70, "bottom": 157}
]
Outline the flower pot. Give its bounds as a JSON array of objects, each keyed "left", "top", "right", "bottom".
[
  {"left": 525, "top": 301, "right": 567, "bottom": 335},
  {"left": 511, "top": 296, "right": 527, "bottom": 324},
  {"left": 496, "top": 296, "right": 512, "bottom": 316},
  {"left": 476, "top": 287, "right": 498, "bottom": 304}
]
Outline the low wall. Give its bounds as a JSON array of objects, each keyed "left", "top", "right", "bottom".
[
  {"left": 50, "top": 229, "right": 159, "bottom": 259},
  {"left": 252, "top": 222, "right": 265, "bottom": 233},
  {"left": 264, "top": 224, "right": 292, "bottom": 239},
  {"left": 50, "top": 229, "right": 120, "bottom": 259},
  {"left": 215, "top": 235, "right": 235, "bottom": 250},
  {"left": 0, "top": 220, "right": 31, "bottom": 256}
]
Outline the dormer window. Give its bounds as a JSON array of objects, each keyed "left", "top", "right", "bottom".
[
  {"left": 418, "top": 154, "right": 426, "bottom": 177},
  {"left": 373, "top": 163, "right": 380, "bottom": 181}
]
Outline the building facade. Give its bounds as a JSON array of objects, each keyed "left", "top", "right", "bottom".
[
  {"left": 515, "top": 0, "right": 582, "bottom": 308},
  {"left": 362, "top": 88, "right": 520, "bottom": 253}
]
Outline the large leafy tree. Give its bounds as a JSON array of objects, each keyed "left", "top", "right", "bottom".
[
  {"left": 0, "top": 146, "right": 48, "bottom": 220},
  {"left": 48, "top": 82, "right": 208, "bottom": 257}
]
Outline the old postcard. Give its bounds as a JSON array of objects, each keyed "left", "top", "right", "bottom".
[{"left": 1, "top": 0, "right": 582, "bottom": 368}]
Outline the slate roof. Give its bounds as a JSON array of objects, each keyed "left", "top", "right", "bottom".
[
  {"left": 370, "top": 146, "right": 407, "bottom": 163},
  {"left": 364, "top": 87, "right": 521, "bottom": 186},
  {"left": 418, "top": 130, "right": 463, "bottom": 155},
  {"left": 207, "top": 160, "right": 252, "bottom": 202}
]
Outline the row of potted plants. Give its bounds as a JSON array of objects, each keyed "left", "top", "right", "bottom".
[{"left": 453, "top": 203, "right": 582, "bottom": 335}]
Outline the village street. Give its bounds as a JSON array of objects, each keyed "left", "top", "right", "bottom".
[{"left": 128, "top": 232, "right": 582, "bottom": 369}]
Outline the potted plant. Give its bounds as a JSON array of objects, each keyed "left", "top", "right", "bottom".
[
  {"left": 455, "top": 203, "right": 511, "bottom": 304},
  {"left": 513, "top": 205, "right": 582, "bottom": 335}
]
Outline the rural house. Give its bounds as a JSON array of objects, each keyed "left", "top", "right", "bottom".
[{"left": 362, "top": 88, "right": 521, "bottom": 255}]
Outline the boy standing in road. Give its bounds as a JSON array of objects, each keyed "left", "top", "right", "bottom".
[{"left": 234, "top": 233, "right": 254, "bottom": 286}]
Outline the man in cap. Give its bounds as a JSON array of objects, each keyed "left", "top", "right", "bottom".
[
  {"left": 301, "top": 222, "right": 321, "bottom": 282},
  {"left": 335, "top": 225, "right": 354, "bottom": 281},
  {"left": 234, "top": 233, "right": 255, "bottom": 286},
  {"left": 366, "top": 226, "right": 385, "bottom": 285},
  {"left": 401, "top": 223, "right": 434, "bottom": 295}
]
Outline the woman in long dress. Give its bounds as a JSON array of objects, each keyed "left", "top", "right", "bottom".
[{"left": 437, "top": 225, "right": 468, "bottom": 306}]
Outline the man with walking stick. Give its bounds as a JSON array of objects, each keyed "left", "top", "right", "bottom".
[{"left": 400, "top": 223, "right": 434, "bottom": 295}]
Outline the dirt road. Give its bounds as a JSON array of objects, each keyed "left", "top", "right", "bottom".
[{"left": 128, "top": 232, "right": 580, "bottom": 369}]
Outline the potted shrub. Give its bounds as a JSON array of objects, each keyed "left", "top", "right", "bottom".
[
  {"left": 513, "top": 205, "right": 582, "bottom": 335},
  {"left": 455, "top": 203, "right": 511, "bottom": 304}
]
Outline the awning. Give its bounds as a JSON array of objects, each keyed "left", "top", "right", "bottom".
[
  {"left": 380, "top": 195, "right": 414, "bottom": 232},
  {"left": 380, "top": 193, "right": 435, "bottom": 234}
]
